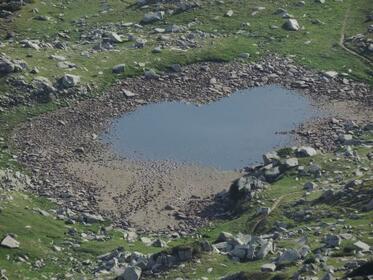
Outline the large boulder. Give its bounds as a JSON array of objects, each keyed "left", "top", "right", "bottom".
[{"left": 229, "top": 176, "right": 265, "bottom": 200}]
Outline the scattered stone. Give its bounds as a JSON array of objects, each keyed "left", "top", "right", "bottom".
[
  {"left": 304, "top": 181, "right": 318, "bottom": 191},
  {"left": 324, "top": 71, "right": 339, "bottom": 79},
  {"left": 282, "top": 158, "right": 299, "bottom": 169},
  {"left": 112, "top": 64, "right": 126, "bottom": 74},
  {"left": 141, "top": 11, "right": 164, "bottom": 24},
  {"left": 353, "top": 241, "right": 370, "bottom": 252},
  {"left": 1, "top": 235, "right": 20, "bottom": 249},
  {"left": 117, "top": 266, "right": 142, "bottom": 280},
  {"left": 276, "top": 249, "right": 301, "bottom": 265},
  {"left": 0, "top": 56, "right": 15, "bottom": 75},
  {"left": 283, "top": 19, "right": 300, "bottom": 31},
  {"left": 261, "top": 263, "right": 276, "bottom": 272},
  {"left": 297, "top": 146, "right": 317, "bottom": 157},
  {"left": 225, "top": 10, "right": 234, "bottom": 17},
  {"left": 58, "top": 74, "right": 80, "bottom": 89},
  {"left": 324, "top": 234, "right": 341, "bottom": 248}
]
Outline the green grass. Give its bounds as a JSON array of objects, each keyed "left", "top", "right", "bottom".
[{"left": 0, "top": 0, "right": 372, "bottom": 278}]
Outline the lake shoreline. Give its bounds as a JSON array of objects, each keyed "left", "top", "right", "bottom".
[{"left": 11, "top": 55, "right": 372, "bottom": 233}]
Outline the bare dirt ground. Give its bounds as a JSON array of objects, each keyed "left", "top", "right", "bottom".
[{"left": 67, "top": 156, "right": 239, "bottom": 231}]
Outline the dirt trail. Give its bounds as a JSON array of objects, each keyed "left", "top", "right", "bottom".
[
  {"left": 339, "top": 4, "right": 373, "bottom": 66},
  {"left": 252, "top": 192, "right": 302, "bottom": 233}
]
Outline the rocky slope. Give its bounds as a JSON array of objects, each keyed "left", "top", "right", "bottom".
[{"left": 0, "top": 0, "right": 372, "bottom": 279}]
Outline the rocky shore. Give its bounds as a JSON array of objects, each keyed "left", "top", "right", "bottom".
[{"left": 11, "top": 56, "right": 372, "bottom": 233}]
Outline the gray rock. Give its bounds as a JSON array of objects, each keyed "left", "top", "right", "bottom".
[
  {"left": 49, "top": 55, "right": 66, "bottom": 61},
  {"left": 257, "top": 207, "right": 271, "bottom": 215},
  {"left": 324, "top": 71, "right": 338, "bottom": 79},
  {"left": 304, "top": 181, "right": 317, "bottom": 191},
  {"left": 144, "top": 69, "right": 159, "bottom": 79},
  {"left": 263, "top": 151, "right": 280, "bottom": 164},
  {"left": 297, "top": 245, "right": 310, "bottom": 258},
  {"left": 297, "top": 146, "right": 317, "bottom": 157},
  {"left": 124, "top": 230, "right": 138, "bottom": 242},
  {"left": 282, "top": 158, "right": 299, "bottom": 169},
  {"left": 264, "top": 166, "right": 281, "bottom": 182},
  {"left": 0, "top": 56, "right": 15, "bottom": 75},
  {"left": 140, "top": 237, "right": 152, "bottom": 246},
  {"left": 256, "top": 239, "right": 273, "bottom": 259},
  {"left": 134, "top": 38, "right": 147, "bottom": 48},
  {"left": 107, "top": 32, "right": 123, "bottom": 43},
  {"left": 213, "top": 242, "right": 233, "bottom": 253},
  {"left": 152, "top": 46, "right": 162, "bottom": 53},
  {"left": 308, "top": 163, "right": 321, "bottom": 175},
  {"left": 58, "top": 74, "right": 80, "bottom": 89},
  {"left": 32, "top": 76, "right": 56, "bottom": 93},
  {"left": 152, "top": 239, "right": 167, "bottom": 248},
  {"left": 217, "top": 232, "right": 234, "bottom": 242},
  {"left": 200, "top": 240, "right": 213, "bottom": 252},
  {"left": 165, "top": 24, "right": 183, "bottom": 33},
  {"left": 170, "top": 64, "right": 182, "bottom": 72},
  {"left": 82, "top": 213, "right": 105, "bottom": 223},
  {"left": 364, "top": 199, "right": 373, "bottom": 211},
  {"left": 1, "top": 235, "right": 20, "bottom": 249},
  {"left": 231, "top": 244, "right": 250, "bottom": 260},
  {"left": 338, "top": 134, "right": 353, "bottom": 144},
  {"left": 229, "top": 175, "right": 265, "bottom": 200},
  {"left": 353, "top": 241, "right": 370, "bottom": 252},
  {"left": 239, "top": 53, "right": 250, "bottom": 59},
  {"left": 283, "top": 19, "right": 300, "bottom": 31},
  {"left": 225, "top": 10, "right": 234, "bottom": 17},
  {"left": 324, "top": 234, "right": 341, "bottom": 248},
  {"left": 321, "top": 273, "right": 334, "bottom": 280},
  {"left": 141, "top": 11, "right": 164, "bottom": 24},
  {"left": 176, "top": 246, "right": 193, "bottom": 261},
  {"left": 276, "top": 249, "right": 301, "bottom": 265},
  {"left": 261, "top": 263, "right": 276, "bottom": 272},
  {"left": 117, "top": 266, "right": 142, "bottom": 280},
  {"left": 112, "top": 64, "right": 126, "bottom": 74}
]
